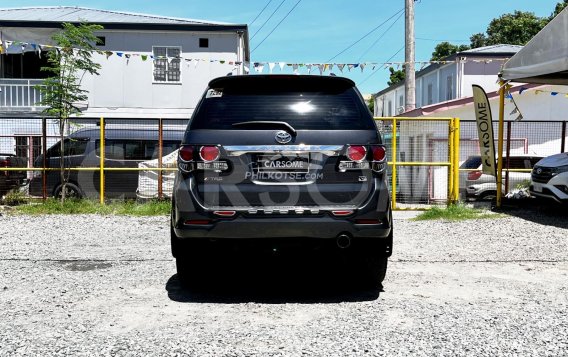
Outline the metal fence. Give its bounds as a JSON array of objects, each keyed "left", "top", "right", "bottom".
[
  {"left": 0, "top": 117, "right": 187, "bottom": 201},
  {"left": 375, "top": 117, "right": 460, "bottom": 209},
  {"left": 3, "top": 116, "right": 566, "bottom": 208}
]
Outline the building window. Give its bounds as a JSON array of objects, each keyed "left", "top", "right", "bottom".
[
  {"left": 399, "top": 95, "right": 404, "bottom": 108},
  {"left": 427, "top": 84, "right": 433, "bottom": 105},
  {"left": 152, "top": 46, "right": 181, "bottom": 83},
  {"left": 199, "top": 38, "right": 209, "bottom": 48},
  {"left": 15, "top": 136, "right": 42, "bottom": 165},
  {"left": 387, "top": 100, "right": 393, "bottom": 116},
  {"left": 446, "top": 75, "right": 454, "bottom": 101}
]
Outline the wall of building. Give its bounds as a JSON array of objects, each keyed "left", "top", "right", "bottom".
[{"left": 81, "top": 29, "right": 241, "bottom": 118}]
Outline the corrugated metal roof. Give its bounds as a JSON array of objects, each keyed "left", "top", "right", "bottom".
[
  {"left": 462, "top": 44, "right": 523, "bottom": 54},
  {"left": 0, "top": 6, "right": 235, "bottom": 26}
]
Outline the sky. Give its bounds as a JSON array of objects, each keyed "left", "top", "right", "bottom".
[{"left": 0, "top": 0, "right": 562, "bottom": 94}]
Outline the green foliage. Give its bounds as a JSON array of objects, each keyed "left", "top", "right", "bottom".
[
  {"left": 551, "top": 0, "right": 568, "bottom": 19},
  {"left": 483, "top": 11, "right": 548, "bottom": 46},
  {"left": 388, "top": 66, "right": 405, "bottom": 86},
  {"left": 38, "top": 22, "right": 103, "bottom": 120},
  {"left": 413, "top": 204, "right": 500, "bottom": 221},
  {"left": 1, "top": 190, "right": 29, "bottom": 206},
  {"left": 430, "top": 42, "right": 470, "bottom": 61},
  {"left": 14, "top": 199, "right": 171, "bottom": 216},
  {"left": 367, "top": 96, "right": 374, "bottom": 113},
  {"left": 516, "top": 180, "right": 531, "bottom": 190}
]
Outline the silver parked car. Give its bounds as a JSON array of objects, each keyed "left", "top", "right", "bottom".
[{"left": 461, "top": 154, "right": 542, "bottom": 201}]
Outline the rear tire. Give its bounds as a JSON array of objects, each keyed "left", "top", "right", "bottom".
[{"left": 54, "top": 183, "right": 83, "bottom": 199}]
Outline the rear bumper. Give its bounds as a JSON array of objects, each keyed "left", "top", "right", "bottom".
[
  {"left": 172, "top": 175, "right": 392, "bottom": 240},
  {"left": 173, "top": 214, "right": 392, "bottom": 239}
]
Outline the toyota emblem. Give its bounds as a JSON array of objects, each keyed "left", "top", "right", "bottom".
[
  {"left": 536, "top": 168, "right": 542, "bottom": 174},
  {"left": 275, "top": 130, "right": 292, "bottom": 144}
]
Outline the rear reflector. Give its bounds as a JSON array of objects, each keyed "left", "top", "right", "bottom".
[
  {"left": 347, "top": 145, "right": 367, "bottom": 162},
  {"left": 179, "top": 146, "right": 194, "bottom": 161},
  {"left": 184, "top": 220, "right": 211, "bottom": 225},
  {"left": 371, "top": 146, "right": 386, "bottom": 161},
  {"left": 355, "top": 219, "right": 381, "bottom": 225},
  {"left": 467, "top": 170, "right": 482, "bottom": 181},
  {"left": 213, "top": 210, "right": 236, "bottom": 217},
  {"left": 332, "top": 210, "right": 354, "bottom": 216}
]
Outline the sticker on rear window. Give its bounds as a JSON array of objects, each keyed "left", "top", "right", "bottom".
[{"left": 206, "top": 89, "right": 223, "bottom": 98}]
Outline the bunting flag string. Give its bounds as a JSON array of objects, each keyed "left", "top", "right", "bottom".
[
  {"left": 518, "top": 86, "right": 568, "bottom": 98},
  {"left": 0, "top": 38, "right": 511, "bottom": 74}
]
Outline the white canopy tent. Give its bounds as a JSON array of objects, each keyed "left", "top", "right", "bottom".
[
  {"left": 500, "top": 7, "right": 568, "bottom": 84},
  {"left": 495, "top": 7, "right": 568, "bottom": 207}
]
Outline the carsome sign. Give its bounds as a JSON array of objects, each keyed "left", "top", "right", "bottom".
[{"left": 472, "top": 85, "right": 497, "bottom": 176}]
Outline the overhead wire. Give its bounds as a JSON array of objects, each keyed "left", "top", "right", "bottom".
[
  {"left": 357, "top": 11, "right": 404, "bottom": 62},
  {"left": 358, "top": 46, "right": 405, "bottom": 86},
  {"left": 250, "top": 0, "right": 287, "bottom": 41},
  {"left": 326, "top": 8, "right": 404, "bottom": 63},
  {"left": 251, "top": 0, "right": 303, "bottom": 53},
  {"left": 249, "top": 0, "right": 274, "bottom": 26}
]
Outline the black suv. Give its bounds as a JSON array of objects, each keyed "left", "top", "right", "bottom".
[{"left": 171, "top": 75, "right": 392, "bottom": 287}]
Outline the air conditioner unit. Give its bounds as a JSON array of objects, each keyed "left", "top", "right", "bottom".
[{"left": 397, "top": 106, "right": 405, "bottom": 115}]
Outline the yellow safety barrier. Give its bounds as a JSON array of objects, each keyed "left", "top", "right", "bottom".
[{"left": 375, "top": 117, "right": 460, "bottom": 210}]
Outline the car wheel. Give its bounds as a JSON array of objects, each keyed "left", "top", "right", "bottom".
[
  {"left": 349, "top": 239, "right": 390, "bottom": 289},
  {"left": 54, "top": 183, "right": 83, "bottom": 199},
  {"left": 479, "top": 191, "right": 496, "bottom": 201}
]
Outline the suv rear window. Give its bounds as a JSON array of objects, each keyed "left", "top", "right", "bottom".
[
  {"left": 190, "top": 83, "right": 374, "bottom": 131},
  {"left": 460, "top": 156, "right": 481, "bottom": 169}
]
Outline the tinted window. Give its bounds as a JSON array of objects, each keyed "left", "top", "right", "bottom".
[
  {"left": 190, "top": 87, "right": 374, "bottom": 130},
  {"left": 47, "top": 138, "right": 89, "bottom": 158},
  {"left": 95, "top": 140, "right": 179, "bottom": 160},
  {"left": 460, "top": 156, "right": 481, "bottom": 169}
]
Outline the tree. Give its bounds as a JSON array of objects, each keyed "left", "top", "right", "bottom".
[
  {"left": 38, "top": 22, "right": 103, "bottom": 202},
  {"left": 431, "top": 42, "right": 470, "bottom": 61},
  {"left": 466, "top": 11, "right": 548, "bottom": 48},
  {"left": 551, "top": 0, "right": 568, "bottom": 19},
  {"left": 388, "top": 66, "right": 405, "bottom": 86},
  {"left": 367, "top": 96, "right": 374, "bottom": 114}
]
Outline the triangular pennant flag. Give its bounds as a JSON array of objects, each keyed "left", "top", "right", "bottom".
[
  {"left": 551, "top": 92, "right": 559, "bottom": 96},
  {"left": 515, "top": 113, "right": 523, "bottom": 121},
  {"left": 337, "top": 64, "right": 345, "bottom": 73},
  {"left": 229, "top": 61, "right": 234, "bottom": 65},
  {"left": 116, "top": 52, "right": 124, "bottom": 57},
  {"left": 328, "top": 64, "right": 334, "bottom": 72},
  {"left": 510, "top": 107, "right": 518, "bottom": 115},
  {"left": 253, "top": 62, "right": 264, "bottom": 73},
  {"left": 535, "top": 90, "right": 542, "bottom": 95},
  {"left": 317, "top": 64, "right": 324, "bottom": 75},
  {"left": 292, "top": 64, "right": 299, "bottom": 74},
  {"left": 278, "top": 62, "right": 286, "bottom": 71},
  {"left": 347, "top": 64, "right": 354, "bottom": 71},
  {"left": 505, "top": 92, "right": 513, "bottom": 99},
  {"left": 244, "top": 64, "right": 250, "bottom": 73},
  {"left": 269, "top": 62, "right": 276, "bottom": 74},
  {"left": 125, "top": 54, "right": 131, "bottom": 59},
  {"left": 307, "top": 64, "right": 313, "bottom": 74},
  {"left": 220, "top": 60, "right": 225, "bottom": 64},
  {"left": 519, "top": 87, "right": 527, "bottom": 94},
  {"left": 105, "top": 51, "right": 113, "bottom": 59},
  {"left": 141, "top": 55, "right": 148, "bottom": 61},
  {"left": 360, "top": 63, "right": 366, "bottom": 72},
  {"left": 323, "top": 64, "right": 329, "bottom": 72},
  {"left": 194, "top": 59, "right": 199, "bottom": 69}
]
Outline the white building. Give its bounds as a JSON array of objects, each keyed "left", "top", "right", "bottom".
[
  {"left": 0, "top": 6, "right": 249, "bottom": 165},
  {"left": 373, "top": 45, "right": 521, "bottom": 117}
]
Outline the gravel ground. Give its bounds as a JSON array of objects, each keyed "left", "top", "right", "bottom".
[{"left": 0, "top": 208, "right": 567, "bottom": 356}]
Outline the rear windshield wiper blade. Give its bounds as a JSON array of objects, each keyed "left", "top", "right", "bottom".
[{"left": 232, "top": 121, "right": 297, "bottom": 136}]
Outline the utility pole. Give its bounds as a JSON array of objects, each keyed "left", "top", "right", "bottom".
[{"left": 405, "top": 0, "right": 416, "bottom": 112}]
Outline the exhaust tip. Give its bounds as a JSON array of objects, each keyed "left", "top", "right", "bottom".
[{"left": 336, "top": 234, "right": 351, "bottom": 249}]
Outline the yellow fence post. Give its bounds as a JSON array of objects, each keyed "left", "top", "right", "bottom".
[
  {"left": 453, "top": 118, "right": 460, "bottom": 203},
  {"left": 99, "top": 117, "right": 105, "bottom": 205},
  {"left": 496, "top": 82, "right": 506, "bottom": 208},
  {"left": 447, "top": 120, "right": 454, "bottom": 205},
  {"left": 391, "top": 118, "right": 397, "bottom": 210}
]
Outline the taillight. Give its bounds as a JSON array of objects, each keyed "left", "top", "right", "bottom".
[
  {"left": 332, "top": 210, "right": 354, "bottom": 216},
  {"left": 179, "top": 146, "right": 194, "bottom": 162},
  {"left": 371, "top": 146, "right": 386, "bottom": 162},
  {"left": 468, "top": 171, "right": 482, "bottom": 181},
  {"left": 199, "top": 146, "right": 220, "bottom": 162},
  {"left": 347, "top": 145, "right": 367, "bottom": 162}
]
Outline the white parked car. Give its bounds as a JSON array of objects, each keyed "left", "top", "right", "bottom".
[
  {"left": 461, "top": 154, "right": 542, "bottom": 201},
  {"left": 530, "top": 153, "right": 568, "bottom": 203}
]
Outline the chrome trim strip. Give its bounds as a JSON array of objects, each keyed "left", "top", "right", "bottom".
[{"left": 224, "top": 145, "right": 344, "bottom": 156}]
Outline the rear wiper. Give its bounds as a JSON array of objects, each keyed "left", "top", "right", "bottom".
[{"left": 232, "top": 121, "right": 297, "bottom": 136}]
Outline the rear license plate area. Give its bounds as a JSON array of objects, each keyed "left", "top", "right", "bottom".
[{"left": 256, "top": 153, "right": 310, "bottom": 173}]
